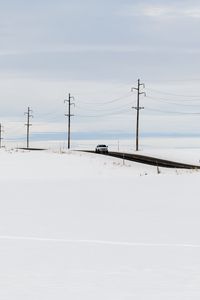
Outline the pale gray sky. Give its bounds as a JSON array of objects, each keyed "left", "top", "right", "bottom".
[{"left": 1, "top": 0, "right": 200, "bottom": 141}]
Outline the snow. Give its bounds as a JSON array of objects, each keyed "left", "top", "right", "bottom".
[
  {"left": 0, "top": 148, "right": 200, "bottom": 299},
  {"left": 134, "top": 148, "right": 200, "bottom": 166}
]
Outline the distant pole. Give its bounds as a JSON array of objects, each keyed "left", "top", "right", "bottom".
[
  {"left": 0, "top": 123, "right": 1, "bottom": 148},
  {"left": 132, "top": 79, "right": 146, "bottom": 151},
  {"left": 64, "top": 93, "right": 75, "bottom": 149},
  {"left": 0, "top": 123, "right": 3, "bottom": 148},
  {"left": 68, "top": 94, "right": 71, "bottom": 149},
  {"left": 24, "top": 107, "right": 33, "bottom": 149}
]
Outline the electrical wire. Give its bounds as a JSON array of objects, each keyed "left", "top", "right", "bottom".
[
  {"left": 35, "top": 108, "right": 63, "bottom": 118},
  {"left": 146, "top": 95, "right": 200, "bottom": 106},
  {"left": 78, "top": 92, "right": 133, "bottom": 105},
  {"left": 76, "top": 108, "right": 132, "bottom": 118},
  {"left": 146, "top": 87, "right": 200, "bottom": 98},
  {"left": 145, "top": 107, "right": 200, "bottom": 115},
  {"left": 144, "top": 78, "right": 200, "bottom": 83},
  {"left": 146, "top": 94, "right": 200, "bottom": 102},
  {"left": 76, "top": 102, "right": 134, "bottom": 113}
]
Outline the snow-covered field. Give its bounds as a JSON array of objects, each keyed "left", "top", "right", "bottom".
[{"left": 0, "top": 148, "right": 200, "bottom": 299}]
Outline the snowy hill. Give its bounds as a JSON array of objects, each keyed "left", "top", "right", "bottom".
[{"left": 0, "top": 149, "right": 200, "bottom": 299}]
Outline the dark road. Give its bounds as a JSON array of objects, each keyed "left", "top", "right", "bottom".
[{"left": 79, "top": 151, "right": 200, "bottom": 169}]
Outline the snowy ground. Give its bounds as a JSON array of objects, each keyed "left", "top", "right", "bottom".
[{"left": 0, "top": 148, "right": 200, "bottom": 299}]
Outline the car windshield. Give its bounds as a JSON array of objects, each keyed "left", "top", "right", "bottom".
[{"left": 98, "top": 145, "right": 107, "bottom": 147}]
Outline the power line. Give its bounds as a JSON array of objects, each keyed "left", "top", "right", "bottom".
[
  {"left": 78, "top": 92, "right": 133, "bottom": 106},
  {"left": 72, "top": 83, "right": 133, "bottom": 96},
  {"left": 76, "top": 108, "right": 131, "bottom": 118},
  {"left": 146, "top": 95, "right": 200, "bottom": 106},
  {"left": 76, "top": 102, "right": 134, "bottom": 113},
  {"left": 146, "top": 87, "right": 200, "bottom": 98},
  {"left": 145, "top": 107, "right": 200, "bottom": 115},
  {"left": 146, "top": 94, "right": 200, "bottom": 102},
  {"left": 36, "top": 110, "right": 61, "bottom": 118},
  {"left": 144, "top": 78, "right": 200, "bottom": 83}
]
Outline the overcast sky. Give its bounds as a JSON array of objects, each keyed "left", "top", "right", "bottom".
[{"left": 1, "top": 0, "right": 200, "bottom": 143}]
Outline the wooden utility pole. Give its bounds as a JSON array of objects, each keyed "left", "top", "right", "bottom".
[
  {"left": 132, "top": 79, "right": 145, "bottom": 151},
  {"left": 25, "top": 107, "right": 33, "bottom": 149},
  {"left": 64, "top": 93, "right": 75, "bottom": 149}
]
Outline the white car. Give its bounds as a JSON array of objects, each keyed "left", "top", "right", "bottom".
[{"left": 95, "top": 144, "right": 108, "bottom": 154}]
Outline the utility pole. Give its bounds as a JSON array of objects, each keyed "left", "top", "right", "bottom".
[
  {"left": 132, "top": 79, "right": 146, "bottom": 151},
  {"left": 64, "top": 93, "right": 75, "bottom": 149},
  {"left": 0, "top": 123, "right": 4, "bottom": 148},
  {"left": 24, "top": 107, "right": 33, "bottom": 149}
]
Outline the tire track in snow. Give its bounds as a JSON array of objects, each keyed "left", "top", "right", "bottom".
[{"left": 0, "top": 235, "right": 199, "bottom": 248}]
